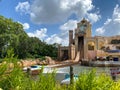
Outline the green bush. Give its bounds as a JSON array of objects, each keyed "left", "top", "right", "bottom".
[
  {"left": 0, "top": 50, "right": 120, "bottom": 90},
  {"left": 1, "top": 64, "right": 120, "bottom": 90},
  {"left": 75, "top": 69, "right": 114, "bottom": 90}
]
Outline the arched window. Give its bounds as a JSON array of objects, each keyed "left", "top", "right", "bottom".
[
  {"left": 88, "top": 41, "right": 95, "bottom": 50},
  {"left": 99, "top": 41, "right": 104, "bottom": 50}
]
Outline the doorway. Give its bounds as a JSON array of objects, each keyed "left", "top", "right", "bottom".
[
  {"left": 78, "top": 36, "right": 84, "bottom": 60},
  {"left": 62, "top": 50, "right": 69, "bottom": 60}
]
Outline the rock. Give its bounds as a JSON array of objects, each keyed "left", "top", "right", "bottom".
[{"left": 45, "top": 56, "right": 55, "bottom": 65}]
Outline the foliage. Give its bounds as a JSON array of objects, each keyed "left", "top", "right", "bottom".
[
  {"left": 0, "top": 51, "right": 120, "bottom": 90},
  {"left": 0, "top": 15, "right": 58, "bottom": 60},
  {"left": 75, "top": 69, "right": 114, "bottom": 90},
  {"left": 0, "top": 49, "right": 57, "bottom": 90}
]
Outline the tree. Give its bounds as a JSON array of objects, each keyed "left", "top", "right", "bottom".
[
  {"left": 0, "top": 15, "right": 58, "bottom": 59},
  {"left": 0, "top": 15, "right": 28, "bottom": 58}
]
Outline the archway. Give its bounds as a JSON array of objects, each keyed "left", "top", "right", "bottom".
[
  {"left": 87, "top": 41, "right": 96, "bottom": 60},
  {"left": 88, "top": 41, "right": 95, "bottom": 50},
  {"left": 78, "top": 36, "right": 84, "bottom": 60},
  {"left": 99, "top": 41, "right": 104, "bottom": 50}
]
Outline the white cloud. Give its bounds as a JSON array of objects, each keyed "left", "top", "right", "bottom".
[
  {"left": 45, "top": 34, "right": 69, "bottom": 46},
  {"left": 87, "top": 13, "right": 101, "bottom": 23},
  {"left": 27, "top": 28, "right": 47, "bottom": 40},
  {"left": 104, "top": 19, "right": 112, "bottom": 25},
  {"left": 16, "top": 0, "right": 100, "bottom": 24},
  {"left": 45, "top": 20, "right": 77, "bottom": 46},
  {"left": 96, "top": 5, "right": 120, "bottom": 36},
  {"left": 46, "top": 34, "right": 62, "bottom": 44},
  {"left": 30, "top": 0, "right": 100, "bottom": 24},
  {"left": 27, "top": 28, "right": 68, "bottom": 45},
  {"left": 15, "top": 1, "right": 30, "bottom": 14},
  {"left": 22, "top": 23, "right": 30, "bottom": 30},
  {"left": 60, "top": 20, "right": 77, "bottom": 31},
  {"left": 96, "top": 27, "right": 105, "bottom": 35},
  {"left": 18, "top": 22, "right": 30, "bottom": 30}
]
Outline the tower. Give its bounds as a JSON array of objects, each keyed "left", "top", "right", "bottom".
[
  {"left": 58, "top": 18, "right": 92, "bottom": 61},
  {"left": 75, "top": 18, "right": 92, "bottom": 60},
  {"left": 69, "top": 30, "right": 73, "bottom": 45}
]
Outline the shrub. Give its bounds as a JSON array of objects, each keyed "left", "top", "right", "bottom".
[{"left": 0, "top": 50, "right": 120, "bottom": 90}]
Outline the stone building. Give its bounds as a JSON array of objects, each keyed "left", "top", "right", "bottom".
[{"left": 58, "top": 18, "right": 120, "bottom": 61}]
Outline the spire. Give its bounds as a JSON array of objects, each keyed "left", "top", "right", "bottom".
[
  {"left": 81, "top": 18, "right": 87, "bottom": 23},
  {"left": 83, "top": 17, "right": 85, "bottom": 20}
]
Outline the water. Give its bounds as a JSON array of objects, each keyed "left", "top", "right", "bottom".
[
  {"left": 53, "top": 64, "right": 120, "bottom": 83},
  {"left": 31, "top": 64, "right": 120, "bottom": 83}
]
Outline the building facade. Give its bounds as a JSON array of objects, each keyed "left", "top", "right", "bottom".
[{"left": 58, "top": 18, "right": 120, "bottom": 61}]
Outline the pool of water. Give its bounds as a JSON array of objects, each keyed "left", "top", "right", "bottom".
[
  {"left": 54, "top": 64, "right": 120, "bottom": 83},
  {"left": 31, "top": 64, "right": 120, "bottom": 83},
  {"left": 56, "top": 64, "right": 112, "bottom": 74}
]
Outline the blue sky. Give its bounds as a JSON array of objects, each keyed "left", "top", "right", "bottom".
[{"left": 0, "top": 0, "right": 120, "bottom": 46}]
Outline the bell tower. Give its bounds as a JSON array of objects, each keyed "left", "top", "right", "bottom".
[
  {"left": 75, "top": 18, "right": 92, "bottom": 60},
  {"left": 77, "top": 18, "right": 92, "bottom": 37}
]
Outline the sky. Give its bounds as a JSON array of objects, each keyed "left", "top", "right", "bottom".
[{"left": 0, "top": 0, "right": 120, "bottom": 46}]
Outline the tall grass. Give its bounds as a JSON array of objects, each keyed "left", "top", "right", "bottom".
[
  {"left": 0, "top": 49, "right": 120, "bottom": 90},
  {"left": 75, "top": 69, "right": 114, "bottom": 90},
  {"left": 0, "top": 49, "right": 57, "bottom": 90}
]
